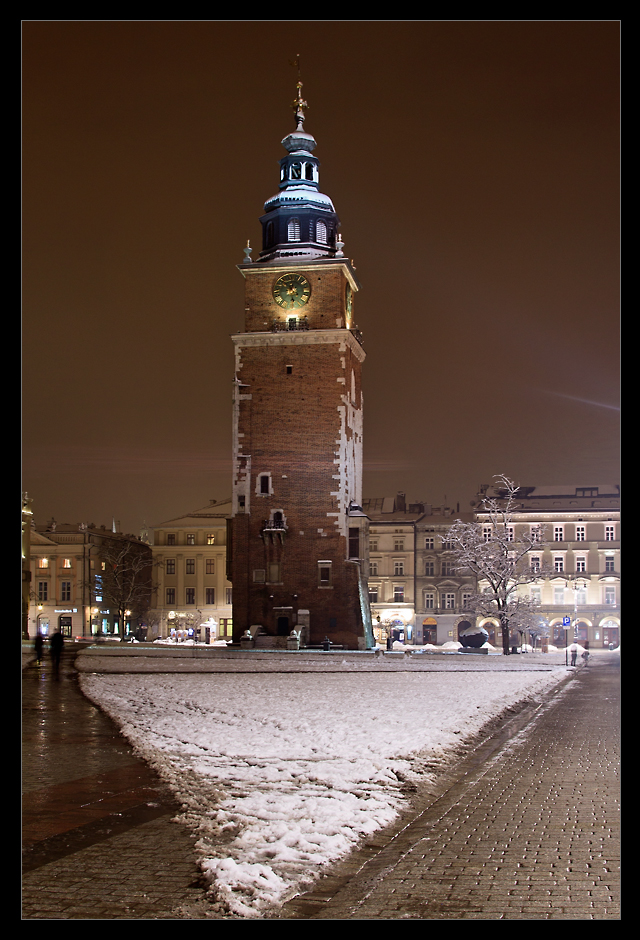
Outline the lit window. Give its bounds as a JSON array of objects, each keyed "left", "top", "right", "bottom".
[
  {"left": 186, "top": 534, "right": 195, "bottom": 545},
  {"left": 63, "top": 558, "right": 72, "bottom": 568},
  {"left": 207, "top": 534, "right": 215, "bottom": 545},
  {"left": 38, "top": 558, "right": 49, "bottom": 569}
]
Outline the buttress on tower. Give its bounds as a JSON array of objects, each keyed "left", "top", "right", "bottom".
[{"left": 229, "top": 85, "right": 373, "bottom": 650}]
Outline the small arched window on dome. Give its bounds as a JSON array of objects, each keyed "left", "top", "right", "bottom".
[
  {"left": 316, "top": 220, "right": 327, "bottom": 244},
  {"left": 265, "top": 221, "right": 274, "bottom": 247},
  {"left": 288, "top": 218, "right": 301, "bottom": 241},
  {"left": 305, "top": 163, "right": 314, "bottom": 181}
]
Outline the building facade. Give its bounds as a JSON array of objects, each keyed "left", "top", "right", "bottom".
[
  {"left": 27, "top": 521, "right": 153, "bottom": 639},
  {"left": 229, "top": 85, "right": 373, "bottom": 649},
  {"left": 149, "top": 499, "right": 233, "bottom": 641},
  {"left": 474, "top": 484, "right": 620, "bottom": 650}
]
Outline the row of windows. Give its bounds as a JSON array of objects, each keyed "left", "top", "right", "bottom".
[
  {"left": 532, "top": 555, "right": 617, "bottom": 573},
  {"left": 164, "top": 534, "right": 216, "bottom": 546},
  {"left": 37, "top": 582, "right": 71, "bottom": 602},
  {"left": 165, "top": 558, "right": 217, "bottom": 575},
  {"left": 38, "top": 558, "right": 74, "bottom": 568},
  {"left": 529, "top": 585, "right": 618, "bottom": 606},
  {"left": 165, "top": 588, "right": 232, "bottom": 606}
]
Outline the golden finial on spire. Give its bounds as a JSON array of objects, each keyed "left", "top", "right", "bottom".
[{"left": 290, "top": 55, "right": 308, "bottom": 130}]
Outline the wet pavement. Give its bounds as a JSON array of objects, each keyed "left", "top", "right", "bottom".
[
  {"left": 22, "top": 645, "right": 620, "bottom": 920},
  {"left": 22, "top": 646, "right": 214, "bottom": 919}
]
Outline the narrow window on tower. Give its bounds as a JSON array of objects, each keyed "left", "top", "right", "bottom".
[
  {"left": 316, "top": 220, "right": 327, "bottom": 243},
  {"left": 257, "top": 473, "right": 271, "bottom": 496},
  {"left": 348, "top": 527, "right": 360, "bottom": 559},
  {"left": 286, "top": 365, "right": 293, "bottom": 374},
  {"left": 305, "top": 163, "right": 314, "bottom": 181},
  {"left": 318, "top": 561, "right": 333, "bottom": 587}
]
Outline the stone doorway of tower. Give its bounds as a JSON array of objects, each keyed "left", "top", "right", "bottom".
[{"left": 274, "top": 607, "right": 293, "bottom": 636}]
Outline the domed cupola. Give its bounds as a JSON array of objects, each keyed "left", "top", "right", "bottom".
[{"left": 258, "top": 83, "right": 340, "bottom": 262}]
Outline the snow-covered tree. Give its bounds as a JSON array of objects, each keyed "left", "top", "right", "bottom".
[
  {"left": 96, "top": 537, "right": 155, "bottom": 640},
  {"left": 444, "top": 475, "right": 549, "bottom": 655}
]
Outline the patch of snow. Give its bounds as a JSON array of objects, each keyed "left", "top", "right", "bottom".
[{"left": 80, "top": 668, "right": 566, "bottom": 917}]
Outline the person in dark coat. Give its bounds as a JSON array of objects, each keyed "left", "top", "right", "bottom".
[
  {"left": 34, "top": 633, "right": 44, "bottom": 665},
  {"left": 49, "top": 630, "right": 64, "bottom": 676}
]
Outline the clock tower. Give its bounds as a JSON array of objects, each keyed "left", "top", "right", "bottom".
[{"left": 230, "top": 85, "right": 373, "bottom": 650}]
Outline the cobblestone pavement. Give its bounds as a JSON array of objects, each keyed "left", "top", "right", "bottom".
[
  {"left": 278, "top": 655, "right": 620, "bottom": 920},
  {"left": 22, "top": 649, "right": 216, "bottom": 919},
  {"left": 22, "top": 647, "right": 620, "bottom": 920}
]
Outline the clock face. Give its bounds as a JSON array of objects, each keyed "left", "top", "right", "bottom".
[{"left": 273, "top": 273, "right": 311, "bottom": 310}]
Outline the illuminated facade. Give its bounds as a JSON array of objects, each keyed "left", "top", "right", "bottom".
[
  {"left": 363, "top": 495, "right": 476, "bottom": 646},
  {"left": 149, "top": 499, "right": 233, "bottom": 641},
  {"left": 229, "top": 85, "right": 373, "bottom": 649},
  {"left": 475, "top": 484, "right": 621, "bottom": 650},
  {"left": 27, "top": 522, "right": 152, "bottom": 639}
]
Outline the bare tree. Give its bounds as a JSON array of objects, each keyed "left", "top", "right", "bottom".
[
  {"left": 96, "top": 537, "right": 154, "bottom": 640},
  {"left": 444, "top": 475, "right": 549, "bottom": 655}
]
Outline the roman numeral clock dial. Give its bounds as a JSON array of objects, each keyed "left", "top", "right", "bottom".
[{"left": 272, "top": 273, "right": 311, "bottom": 310}]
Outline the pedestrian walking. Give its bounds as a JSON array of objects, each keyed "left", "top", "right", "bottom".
[
  {"left": 571, "top": 645, "right": 578, "bottom": 666},
  {"left": 49, "top": 630, "right": 64, "bottom": 676},
  {"left": 33, "top": 633, "right": 44, "bottom": 666}
]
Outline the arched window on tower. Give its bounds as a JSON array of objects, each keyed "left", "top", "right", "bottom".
[
  {"left": 305, "top": 163, "right": 314, "bottom": 181},
  {"left": 316, "top": 220, "right": 327, "bottom": 244},
  {"left": 288, "top": 219, "right": 301, "bottom": 241}
]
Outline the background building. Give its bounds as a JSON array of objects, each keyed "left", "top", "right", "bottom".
[
  {"left": 27, "top": 520, "right": 153, "bottom": 639},
  {"left": 474, "top": 484, "right": 620, "bottom": 650},
  {"left": 149, "top": 499, "right": 233, "bottom": 641}
]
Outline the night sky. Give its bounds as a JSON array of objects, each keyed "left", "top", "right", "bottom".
[{"left": 22, "top": 21, "right": 620, "bottom": 535}]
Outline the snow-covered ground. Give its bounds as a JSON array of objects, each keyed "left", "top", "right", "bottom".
[{"left": 80, "top": 664, "right": 571, "bottom": 917}]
